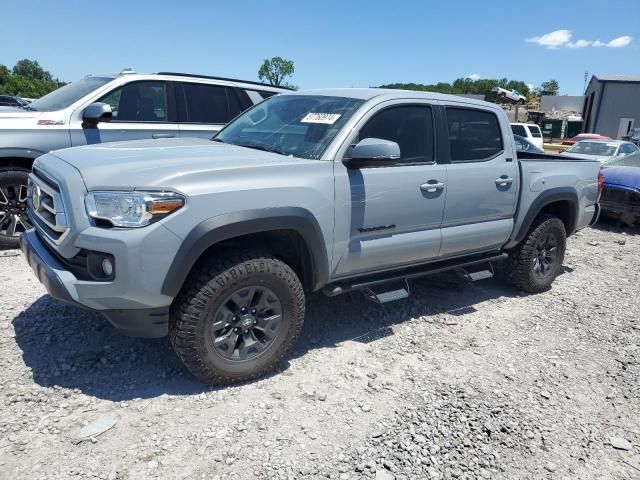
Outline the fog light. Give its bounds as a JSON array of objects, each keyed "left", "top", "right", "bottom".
[{"left": 101, "top": 258, "right": 114, "bottom": 276}]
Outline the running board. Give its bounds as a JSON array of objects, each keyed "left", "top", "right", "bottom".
[
  {"left": 363, "top": 281, "right": 410, "bottom": 304},
  {"left": 323, "top": 252, "right": 507, "bottom": 297},
  {"left": 457, "top": 263, "right": 495, "bottom": 282}
]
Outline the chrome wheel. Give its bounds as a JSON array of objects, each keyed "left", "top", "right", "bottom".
[
  {"left": 0, "top": 182, "right": 30, "bottom": 238},
  {"left": 210, "top": 285, "right": 283, "bottom": 361}
]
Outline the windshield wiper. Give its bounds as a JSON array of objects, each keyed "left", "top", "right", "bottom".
[{"left": 235, "top": 143, "right": 289, "bottom": 156}]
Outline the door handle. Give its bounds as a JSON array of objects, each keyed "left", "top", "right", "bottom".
[
  {"left": 152, "top": 133, "right": 175, "bottom": 139},
  {"left": 495, "top": 177, "right": 513, "bottom": 187},
  {"left": 420, "top": 181, "right": 446, "bottom": 193}
]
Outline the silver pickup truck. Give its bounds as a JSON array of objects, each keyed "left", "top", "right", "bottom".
[
  {"left": 0, "top": 70, "right": 285, "bottom": 248},
  {"left": 20, "top": 88, "right": 601, "bottom": 385}
]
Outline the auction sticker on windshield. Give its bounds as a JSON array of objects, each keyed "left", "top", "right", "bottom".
[{"left": 301, "top": 113, "right": 341, "bottom": 124}]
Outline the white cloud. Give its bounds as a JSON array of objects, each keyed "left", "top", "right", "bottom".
[
  {"left": 526, "top": 29, "right": 571, "bottom": 49},
  {"left": 567, "top": 39, "right": 592, "bottom": 48},
  {"left": 466, "top": 73, "right": 480, "bottom": 81},
  {"left": 607, "top": 35, "right": 632, "bottom": 48},
  {"left": 526, "top": 30, "right": 632, "bottom": 49}
]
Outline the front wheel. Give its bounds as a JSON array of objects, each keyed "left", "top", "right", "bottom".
[
  {"left": 504, "top": 214, "right": 566, "bottom": 293},
  {"left": 0, "top": 167, "right": 32, "bottom": 249},
  {"left": 170, "top": 251, "right": 305, "bottom": 385}
]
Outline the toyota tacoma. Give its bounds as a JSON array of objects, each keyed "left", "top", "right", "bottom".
[{"left": 21, "top": 89, "right": 601, "bottom": 384}]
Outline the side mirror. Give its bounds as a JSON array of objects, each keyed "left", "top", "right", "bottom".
[
  {"left": 82, "top": 102, "right": 113, "bottom": 127},
  {"left": 344, "top": 138, "right": 401, "bottom": 168}
]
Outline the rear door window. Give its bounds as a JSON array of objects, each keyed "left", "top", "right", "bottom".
[
  {"left": 177, "top": 83, "right": 251, "bottom": 124},
  {"left": 511, "top": 124, "right": 527, "bottom": 137},
  {"left": 527, "top": 125, "right": 542, "bottom": 138},
  {"left": 446, "top": 108, "right": 504, "bottom": 162},
  {"left": 99, "top": 81, "right": 168, "bottom": 122}
]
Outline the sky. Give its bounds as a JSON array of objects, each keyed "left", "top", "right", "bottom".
[{"left": 2, "top": 0, "right": 639, "bottom": 95}]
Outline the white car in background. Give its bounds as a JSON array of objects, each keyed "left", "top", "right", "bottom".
[
  {"left": 492, "top": 87, "right": 526, "bottom": 104},
  {"left": 560, "top": 140, "right": 638, "bottom": 162},
  {"left": 511, "top": 123, "right": 544, "bottom": 150}
]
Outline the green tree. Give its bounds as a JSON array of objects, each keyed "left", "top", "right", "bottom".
[
  {"left": 12, "top": 59, "right": 53, "bottom": 82},
  {"left": 0, "top": 64, "right": 10, "bottom": 83},
  {"left": 540, "top": 79, "right": 559, "bottom": 96},
  {"left": 0, "top": 59, "right": 64, "bottom": 98},
  {"left": 258, "top": 57, "right": 295, "bottom": 87},
  {"left": 379, "top": 76, "right": 531, "bottom": 99}
]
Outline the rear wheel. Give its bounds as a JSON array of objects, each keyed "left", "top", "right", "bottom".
[
  {"left": 0, "top": 167, "right": 31, "bottom": 249},
  {"left": 504, "top": 214, "right": 566, "bottom": 293},
  {"left": 170, "top": 251, "right": 305, "bottom": 385}
]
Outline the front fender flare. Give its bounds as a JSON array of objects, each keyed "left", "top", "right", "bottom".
[
  {"left": 0, "top": 147, "right": 46, "bottom": 161},
  {"left": 161, "top": 207, "right": 330, "bottom": 297}
]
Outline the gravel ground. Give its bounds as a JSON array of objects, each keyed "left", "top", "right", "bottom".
[{"left": 1, "top": 222, "right": 639, "bottom": 480}]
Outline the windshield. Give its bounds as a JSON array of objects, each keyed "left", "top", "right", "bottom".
[
  {"left": 567, "top": 141, "right": 618, "bottom": 156},
  {"left": 214, "top": 95, "right": 365, "bottom": 159},
  {"left": 602, "top": 151, "right": 640, "bottom": 168},
  {"left": 28, "top": 76, "right": 114, "bottom": 111}
]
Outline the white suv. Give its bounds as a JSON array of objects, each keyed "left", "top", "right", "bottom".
[
  {"left": 0, "top": 70, "right": 286, "bottom": 247},
  {"left": 511, "top": 123, "right": 544, "bottom": 150}
]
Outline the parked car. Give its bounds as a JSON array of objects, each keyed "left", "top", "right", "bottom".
[
  {"left": 560, "top": 140, "right": 638, "bottom": 162},
  {"left": 514, "top": 134, "right": 544, "bottom": 153},
  {"left": 599, "top": 151, "right": 640, "bottom": 225},
  {"left": 0, "top": 95, "right": 29, "bottom": 107},
  {"left": 511, "top": 123, "right": 544, "bottom": 149},
  {"left": 622, "top": 127, "right": 640, "bottom": 147},
  {"left": 562, "top": 133, "right": 611, "bottom": 146},
  {"left": 21, "top": 88, "right": 601, "bottom": 384},
  {"left": 492, "top": 87, "right": 526, "bottom": 104},
  {"left": 0, "top": 70, "right": 287, "bottom": 247}
]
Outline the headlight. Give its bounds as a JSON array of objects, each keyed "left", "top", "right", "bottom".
[{"left": 85, "top": 191, "right": 185, "bottom": 228}]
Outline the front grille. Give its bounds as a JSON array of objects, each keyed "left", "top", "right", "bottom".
[{"left": 27, "top": 169, "right": 69, "bottom": 244}]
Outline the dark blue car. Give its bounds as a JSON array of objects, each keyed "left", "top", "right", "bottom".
[{"left": 600, "top": 152, "right": 640, "bottom": 224}]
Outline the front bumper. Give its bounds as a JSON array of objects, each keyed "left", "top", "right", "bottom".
[{"left": 21, "top": 229, "right": 171, "bottom": 338}]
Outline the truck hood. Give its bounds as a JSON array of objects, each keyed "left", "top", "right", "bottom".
[
  {"left": 559, "top": 152, "right": 609, "bottom": 162},
  {"left": 602, "top": 166, "right": 640, "bottom": 191},
  {"left": 45, "top": 137, "right": 316, "bottom": 190},
  {"left": 0, "top": 106, "right": 41, "bottom": 119}
]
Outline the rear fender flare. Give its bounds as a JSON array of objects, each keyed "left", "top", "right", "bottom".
[{"left": 507, "top": 187, "right": 579, "bottom": 248}]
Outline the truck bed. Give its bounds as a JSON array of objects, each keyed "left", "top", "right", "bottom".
[{"left": 504, "top": 151, "right": 601, "bottom": 248}]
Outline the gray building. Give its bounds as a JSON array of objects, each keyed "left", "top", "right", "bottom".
[{"left": 583, "top": 75, "right": 640, "bottom": 139}]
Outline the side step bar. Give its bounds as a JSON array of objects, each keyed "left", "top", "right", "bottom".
[
  {"left": 363, "top": 280, "right": 410, "bottom": 304},
  {"left": 323, "top": 252, "right": 507, "bottom": 298}
]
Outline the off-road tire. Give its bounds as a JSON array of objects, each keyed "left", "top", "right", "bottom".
[
  {"left": 504, "top": 214, "right": 566, "bottom": 293},
  {"left": 0, "top": 166, "right": 31, "bottom": 249},
  {"left": 169, "top": 251, "right": 305, "bottom": 385}
]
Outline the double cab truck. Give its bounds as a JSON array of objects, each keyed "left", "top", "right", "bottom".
[
  {"left": 21, "top": 89, "right": 601, "bottom": 385},
  {"left": 0, "top": 70, "right": 285, "bottom": 248}
]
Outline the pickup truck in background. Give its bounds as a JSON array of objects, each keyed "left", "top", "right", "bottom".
[
  {"left": 491, "top": 87, "right": 527, "bottom": 104},
  {"left": 21, "top": 89, "right": 601, "bottom": 385},
  {"left": 0, "top": 70, "right": 286, "bottom": 248}
]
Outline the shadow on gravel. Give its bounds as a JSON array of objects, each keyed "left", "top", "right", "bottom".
[
  {"left": 593, "top": 217, "right": 640, "bottom": 236},
  {"left": 13, "top": 272, "right": 519, "bottom": 401}
]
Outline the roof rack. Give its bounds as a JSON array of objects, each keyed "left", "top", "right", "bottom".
[{"left": 155, "top": 72, "right": 293, "bottom": 90}]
